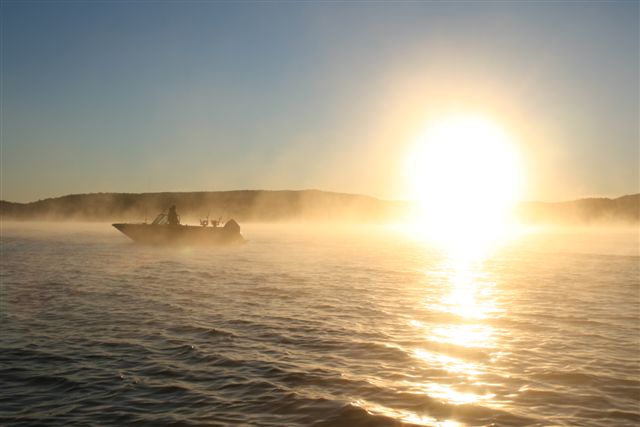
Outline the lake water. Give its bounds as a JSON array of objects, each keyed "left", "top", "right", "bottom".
[{"left": 1, "top": 223, "right": 638, "bottom": 426}]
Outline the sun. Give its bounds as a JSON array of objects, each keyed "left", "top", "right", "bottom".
[{"left": 405, "top": 115, "right": 524, "bottom": 258}]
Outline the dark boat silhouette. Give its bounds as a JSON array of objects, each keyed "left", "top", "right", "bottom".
[{"left": 113, "top": 207, "right": 244, "bottom": 245}]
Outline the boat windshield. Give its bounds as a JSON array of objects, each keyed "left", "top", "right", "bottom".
[{"left": 152, "top": 213, "right": 169, "bottom": 225}]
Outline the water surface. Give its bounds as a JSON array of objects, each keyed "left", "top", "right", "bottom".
[{"left": 1, "top": 223, "right": 638, "bottom": 426}]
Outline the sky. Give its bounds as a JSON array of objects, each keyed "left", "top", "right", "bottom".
[{"left": 1, "top": 1, "right": 638, "bottom": 203}]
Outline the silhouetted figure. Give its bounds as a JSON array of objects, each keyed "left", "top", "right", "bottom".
[{"left": 168, "top": 205, "right": 180, "bottom": 225}]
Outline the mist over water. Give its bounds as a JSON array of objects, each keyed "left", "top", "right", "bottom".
[{"left": 1, "top": 223, "right": 638, "bottom": 426}]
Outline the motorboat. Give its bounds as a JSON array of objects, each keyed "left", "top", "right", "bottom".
[{"left": 113, "top": 208, "right": 245, "bottom": 245}]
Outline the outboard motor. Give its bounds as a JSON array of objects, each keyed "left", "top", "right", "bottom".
[{"left": 223, "top": 219, "right": 240, "bottom": 233}]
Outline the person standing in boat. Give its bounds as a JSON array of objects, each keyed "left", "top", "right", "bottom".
[{"left": 168, "top": 205, "right": 180, "bottom": 225}]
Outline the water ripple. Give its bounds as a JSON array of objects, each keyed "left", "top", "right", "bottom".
[{"left": 1, "top": 224, "right": 638, "bottom": 426}]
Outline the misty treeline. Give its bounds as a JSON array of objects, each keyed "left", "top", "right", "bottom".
[
  {"left": 0, "top": 190, "right": 408, "bottom": 223},
  {"left": 516, "top": 194, "right": 639, "bottom": 225},
  {"left": 0, "top": 190, "right": 638, "bottom": 225}
]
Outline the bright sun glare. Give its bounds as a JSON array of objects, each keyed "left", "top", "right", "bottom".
[{"left": 406, "top": 115, "right": 524, "bottom": 258}]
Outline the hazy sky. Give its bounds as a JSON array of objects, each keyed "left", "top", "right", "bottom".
[{"left": 2, "top": 1, "right": 638, "bottom": 203}]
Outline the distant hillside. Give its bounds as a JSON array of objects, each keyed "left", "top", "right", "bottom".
[
  {"left": 0, "top": 190, "right": 408, "bottom": 223},
  {"left": 516, "top": 194, "right": 639, "bottom": 225},
  {"left": 0, "top": 191, "right": 637, "bottom": 224}
]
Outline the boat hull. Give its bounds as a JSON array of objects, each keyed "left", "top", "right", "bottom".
[{"left": 112, "top": 223, "right": 245, "bottom": 245}]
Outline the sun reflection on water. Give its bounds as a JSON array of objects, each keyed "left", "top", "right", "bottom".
[
  {"left": 430, "top": 264, "right": 500, "bottom": 320},
  {"left": 353, "top": 399, "right": 462, "bottom": 427},
  {"left": 421, "top": 383, "right": 496, "bottom": 405},
  {"left": 428, "top": 324, "right": 495, "bottom": 349},
  {"left": 412, "top": 348, "right": 483, "bottom": 377},
  {"left": 359, "top": 226, "right": 508, "bottom": 424},
  {"left": 405, "top": 252, "right": 502, "bottom": 414}
]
